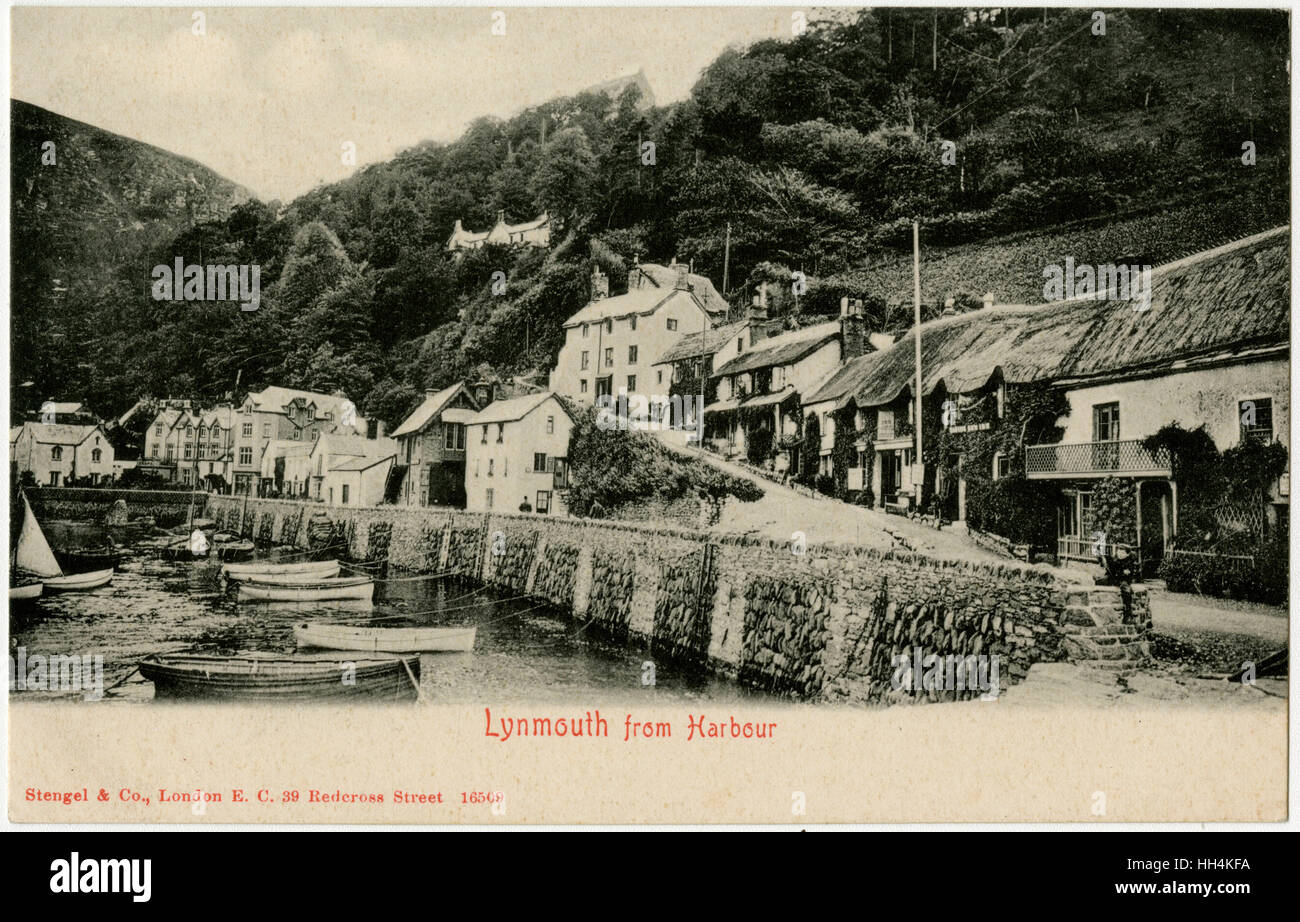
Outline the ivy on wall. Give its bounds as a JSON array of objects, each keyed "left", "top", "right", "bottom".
[{"left": 926, "top": 380, "right": 1069, "bottom": 546}]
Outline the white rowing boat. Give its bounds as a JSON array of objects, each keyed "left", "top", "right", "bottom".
[
  {"left": 238, "top": 577, "right": 374, "bottom": 603},
  {"left": 10, "top": 582, "right": 44, "bottom": 601},
  {"left": 44, "top": 568, "right": 115, "bottom": 591},
  {"left": 222, "top": 559, "right": 341, "bottom": 581},
  {"left": 294, "top": 621, "right": 477, "bottom": 653},
  {"left": 232, "top": 570, "right": 357, "bottom": 587}
]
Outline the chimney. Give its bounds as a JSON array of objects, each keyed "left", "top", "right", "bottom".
[
  {"left": 942, "top": 296, "right": 956, "bottom": 316},
  {"left": 839, "top": 297, "right": 868, "bottom": 359},
  {"left": 591, "top": 266, "right": 609, "bottom": 301},
  {"left": 748, "top": 284, "right": 770, "bottom": 342},
  {"left": 373, "top": 420, "right": 385, "bottom": 439},
  {"left": 453, "top": 219, "right": 463, "bottom": 233},
  {"left": 982, "top": 292, "right": 995, "bottom": 310},
  {"left": 674, "top": 262, "right": 691, "bottom": 291},
  {"left": 628, "top": 255, "right": 640, "bottom": 291},
  {"left": 497, "top": 210, "right": 506, "bottom": 225}
]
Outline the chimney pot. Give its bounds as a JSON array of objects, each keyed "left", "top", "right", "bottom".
[
  {"left": 591, "top": 267, "right": 609, "bottom": 301},
  {"left": 982, "top": 292, "right": 995, "bottom": 309},
  {"left": 674, "top": 263, "right": 691, "bottom": 291}
]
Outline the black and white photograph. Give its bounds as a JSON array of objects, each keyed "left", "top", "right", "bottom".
[{"left": 3, "top": 3, "right": 1292, "bottom": 832}]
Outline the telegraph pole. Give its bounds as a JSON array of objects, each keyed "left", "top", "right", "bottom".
[{"left": 912, "top": 221, "right": 924, "bottom": 509}]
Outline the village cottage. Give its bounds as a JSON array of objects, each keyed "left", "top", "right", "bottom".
[
  {"left": 12, "top": 422, "right": 115, "bottom": 486},
  {"left": 446, "top": 210, "right": 551, "bottom": 252},
  {"left": 465, "top": 393, "right": 574, "bottom": 515},
  {"left": 390, "top": 381, "right": 486, "bottom": 508}
]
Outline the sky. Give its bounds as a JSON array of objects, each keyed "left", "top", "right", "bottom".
[{"left": 11, "top": 6, "right": 798, "bottom": 202}]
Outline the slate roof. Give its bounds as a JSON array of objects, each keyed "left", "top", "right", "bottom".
[
  {"left": 711, "top": 321, "right": 840, "bottom": 378},
  {"left": 391, "top": 382, "right": 471, "bottom": 438},
  {"left": 657, "top": 320, "right": 750, "bottom": 364}
]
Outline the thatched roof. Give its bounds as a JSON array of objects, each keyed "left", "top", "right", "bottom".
[{"left": 851, "top": 226, "right": 1288, "bottom": 407}]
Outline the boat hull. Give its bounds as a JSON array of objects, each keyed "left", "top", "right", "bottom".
[
  {"left": 222, "top": 559, "right": 340, "bottom": 580},
  {"left": 138, "top": 653, "right": 419, "bottom": 701},
  {"left": 238, "top": 579, "right": 374, "bottom": 603},
  {"left": 294, "top": 622, "right": 476, "bottom": 653},
  {"left": 10, "top": 582, "right": 44, "bottom": 601},
  {"left": 44, "top": 568, "right": 114, "bottom": 591}
]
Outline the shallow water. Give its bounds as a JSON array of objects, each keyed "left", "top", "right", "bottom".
[{"left": 10, "top": 534, "right": 768, "bottom": 707}]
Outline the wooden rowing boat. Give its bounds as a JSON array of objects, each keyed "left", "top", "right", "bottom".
[
  {"left": 214, "top": 539, "right": 256, "bottom": 562},
  {"left": 44, "top": 567, "right": 114, "bottom": 591},
  {"left": 294, "top": 621, "right": 477, "bottom": 653},
  {"left": 9, "top": 582, "right": 44, "bottom": 602},
  {"left": 237, "top": 576, "right": 374, "bottom": 603},
  {"left": 138, "top": 652, "right": 419, "bottom": 701},
  {"left": 222, "top": 559, "right": 341, "bottom": 580},
  {"left": 238, "top": 571, "right": 365, "bottom": 587}
]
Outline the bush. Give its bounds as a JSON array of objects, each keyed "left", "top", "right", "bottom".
[
  {"left": 814, "top": 473, "right": 836, "bottom": 496},
  {"left": 1158, "top": 542, "right": 1287, "bottom": 605}
]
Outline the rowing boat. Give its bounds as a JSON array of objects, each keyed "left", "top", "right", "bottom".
[
  {"left": 222, "top": 559, "right": 341, "bottom": 580},
  {"left": 237, "top": 576, "right": 374, "bottom": 603},
  {"left": 294, "top": 621, "right": 477, "bottom": 653},
  {"left": 9, "top": 582, "right": 44, "bottom": 602},
  {"left": 44, "top": 567, "right": 115, "bottom": 591},
  {"left": 138, "top": 652, "right": 419, "bottom": 701},
  {"left": 214, "top": 539, "right": 256, "bottom": 562},
  {"left": 237, "top": 570, "right": 363, "bottom": 587}
]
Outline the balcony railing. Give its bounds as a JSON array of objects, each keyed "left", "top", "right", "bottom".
[{"left": 1026, "top": 440, "right": 1171, "bottom": 479}]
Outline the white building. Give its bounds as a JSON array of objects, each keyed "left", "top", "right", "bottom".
[
  {"left": 549, "top": 263, "right": 723, "bottom": 405},
  {"left": 465, "top": 393, "right": 574, "bottom": 514},
  {"left": 12, "top": 423, "right": 115, "bottom": 486}
]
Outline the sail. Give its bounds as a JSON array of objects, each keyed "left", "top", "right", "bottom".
[{"left": 15, "top": 496, "right": 63, "bottom": 578}]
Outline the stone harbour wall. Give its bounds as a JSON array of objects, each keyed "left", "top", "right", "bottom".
[
  {"left": 206, "top": 496, "right": 1089, "bottom": 704},
  {"left": 28, "top": 487, "right": 205, "bottom": 527}
]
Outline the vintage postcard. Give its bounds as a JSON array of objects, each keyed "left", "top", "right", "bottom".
[{"left": 4, "top": 4, "right": 1291, "bottom": 827}]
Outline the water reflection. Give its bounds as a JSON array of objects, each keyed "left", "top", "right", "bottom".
[{"left": 11, "top": 533, "right": 767, "bottom": 707}]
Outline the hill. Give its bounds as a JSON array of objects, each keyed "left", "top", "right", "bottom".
[{"left": 9, "top": 8, "right": 1290, "bottom": 428}]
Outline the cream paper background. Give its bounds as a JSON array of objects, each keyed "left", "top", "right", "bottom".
[{"left": 9, "top": 701, "right": 1286, "bottom": 823}]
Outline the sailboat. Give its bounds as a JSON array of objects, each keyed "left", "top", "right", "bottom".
[{"left": 13, "top": 495, "right": 113, "bottom": 592}]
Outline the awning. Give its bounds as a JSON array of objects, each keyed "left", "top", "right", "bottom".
[
  {"left": 704, "top": 399, "right": 742, "bottom": 416},
  {"left": 739, "top": 387, "right": 798, "bottom": 409}
]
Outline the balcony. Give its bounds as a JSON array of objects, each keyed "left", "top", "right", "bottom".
[{"left": 1026, "top": 440, "right": 1171, "bottom": 479}]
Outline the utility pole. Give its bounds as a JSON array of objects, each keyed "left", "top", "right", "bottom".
[
  {"left": 912, "top": 221, "right": 925, "bottom": 510},
  {"left": 722, "top": 222, "right": 731, "bottom": 296}
]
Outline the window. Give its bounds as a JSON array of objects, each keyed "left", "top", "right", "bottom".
[
  {"left": 311, "top": 431, "right": 319, "bottom": 441},
  {"left": 444, "top": 423, "right": 465, "bottom": 451},
  {"left": 627, "top": 375, "right": 637, "bottom": 392},
  {"left": 481, "top": 425, "right": 488, "bottom": 444},
  {"left": 546, "top": 416, "right": 554, "bottom": 435},
  {"left": 496, "top": 423, "right": 504, "bottom": 443},
  {"left": 184, "top": 444, "right": 192, "bottom": 460},
  {"left": 242, "top": 423, "right": 253, "bottom": 437},
  {"left": 737, "top": 336, "right": 745, "bottom": 353},
  {"left": 992, "top": 452, "right": 1009, "bottom": 480},
  {"left": 605, "top": 319, "right": 612, "bottom": 333},
  {"left": 485, "top": 488, "right": 494, "bottom": 509},
  {"left": 166, "top": 445, "right": 175, "bottom": 460},
  {"left": 51, "top": 446, "right": 62, "bottom": 461},
  {"left": 262, "top": 423, "right": 271, "bottom": 438},
  {"left": 49, "top": 472, "right": 60, "bottom": 486},
  {"left": 151, "top": 446, "right": 159, "bottom": 459},
  {"left": 239, "top": 447, "right": 253, "bottom": 465},
  {"left": 341, "top": 485, "right": 349, "bottom": 505},
  {"left": 604, "top": 347, "right": 613, "bottom": 368},
  {"left": 667, "top": 318, "right": 678, "bottom": 331},
  {"left": 581, "top": 351, "right": 589, "bottom": 370},
  {"left": 582, "top": 324, "right": 589, "bottom": 338},
  {"left": 307, "top": 407, "right": 314, "bottom": 421},
  {"left": 292, "top": 431, "right": 300, "bottom": 440},
  {"left": 1092, "top": 403, "right": 1120, "bottom": 442},
  {"left": 657, "top": 370, "right": 663, "bottom": 385},
  {"left": 553, "top": 459, "right": 569, "bottom": 489},
  {"left": 488, "top": 459, "right": 494, "bottom": 476},
  {"left": 536, "top": 491, "right": 552, "bottom": 514},
  {"left": 630, "top": 315, "right": 637, "bottom": 331},
  {"left": 580, "top": 380, "right": 588, "bottom": 394},
  {"left": 628, "top": 345, "right": 638, "bottom": 365},
  {"left": 1240, "top": 397, "right": 1274, "bottom": 443},
  {"left": 533, "top": 452, "right": 547, "bottom": 472},
  {"left": 155, "top": 425, "right": 163, "bottom": 436}
]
